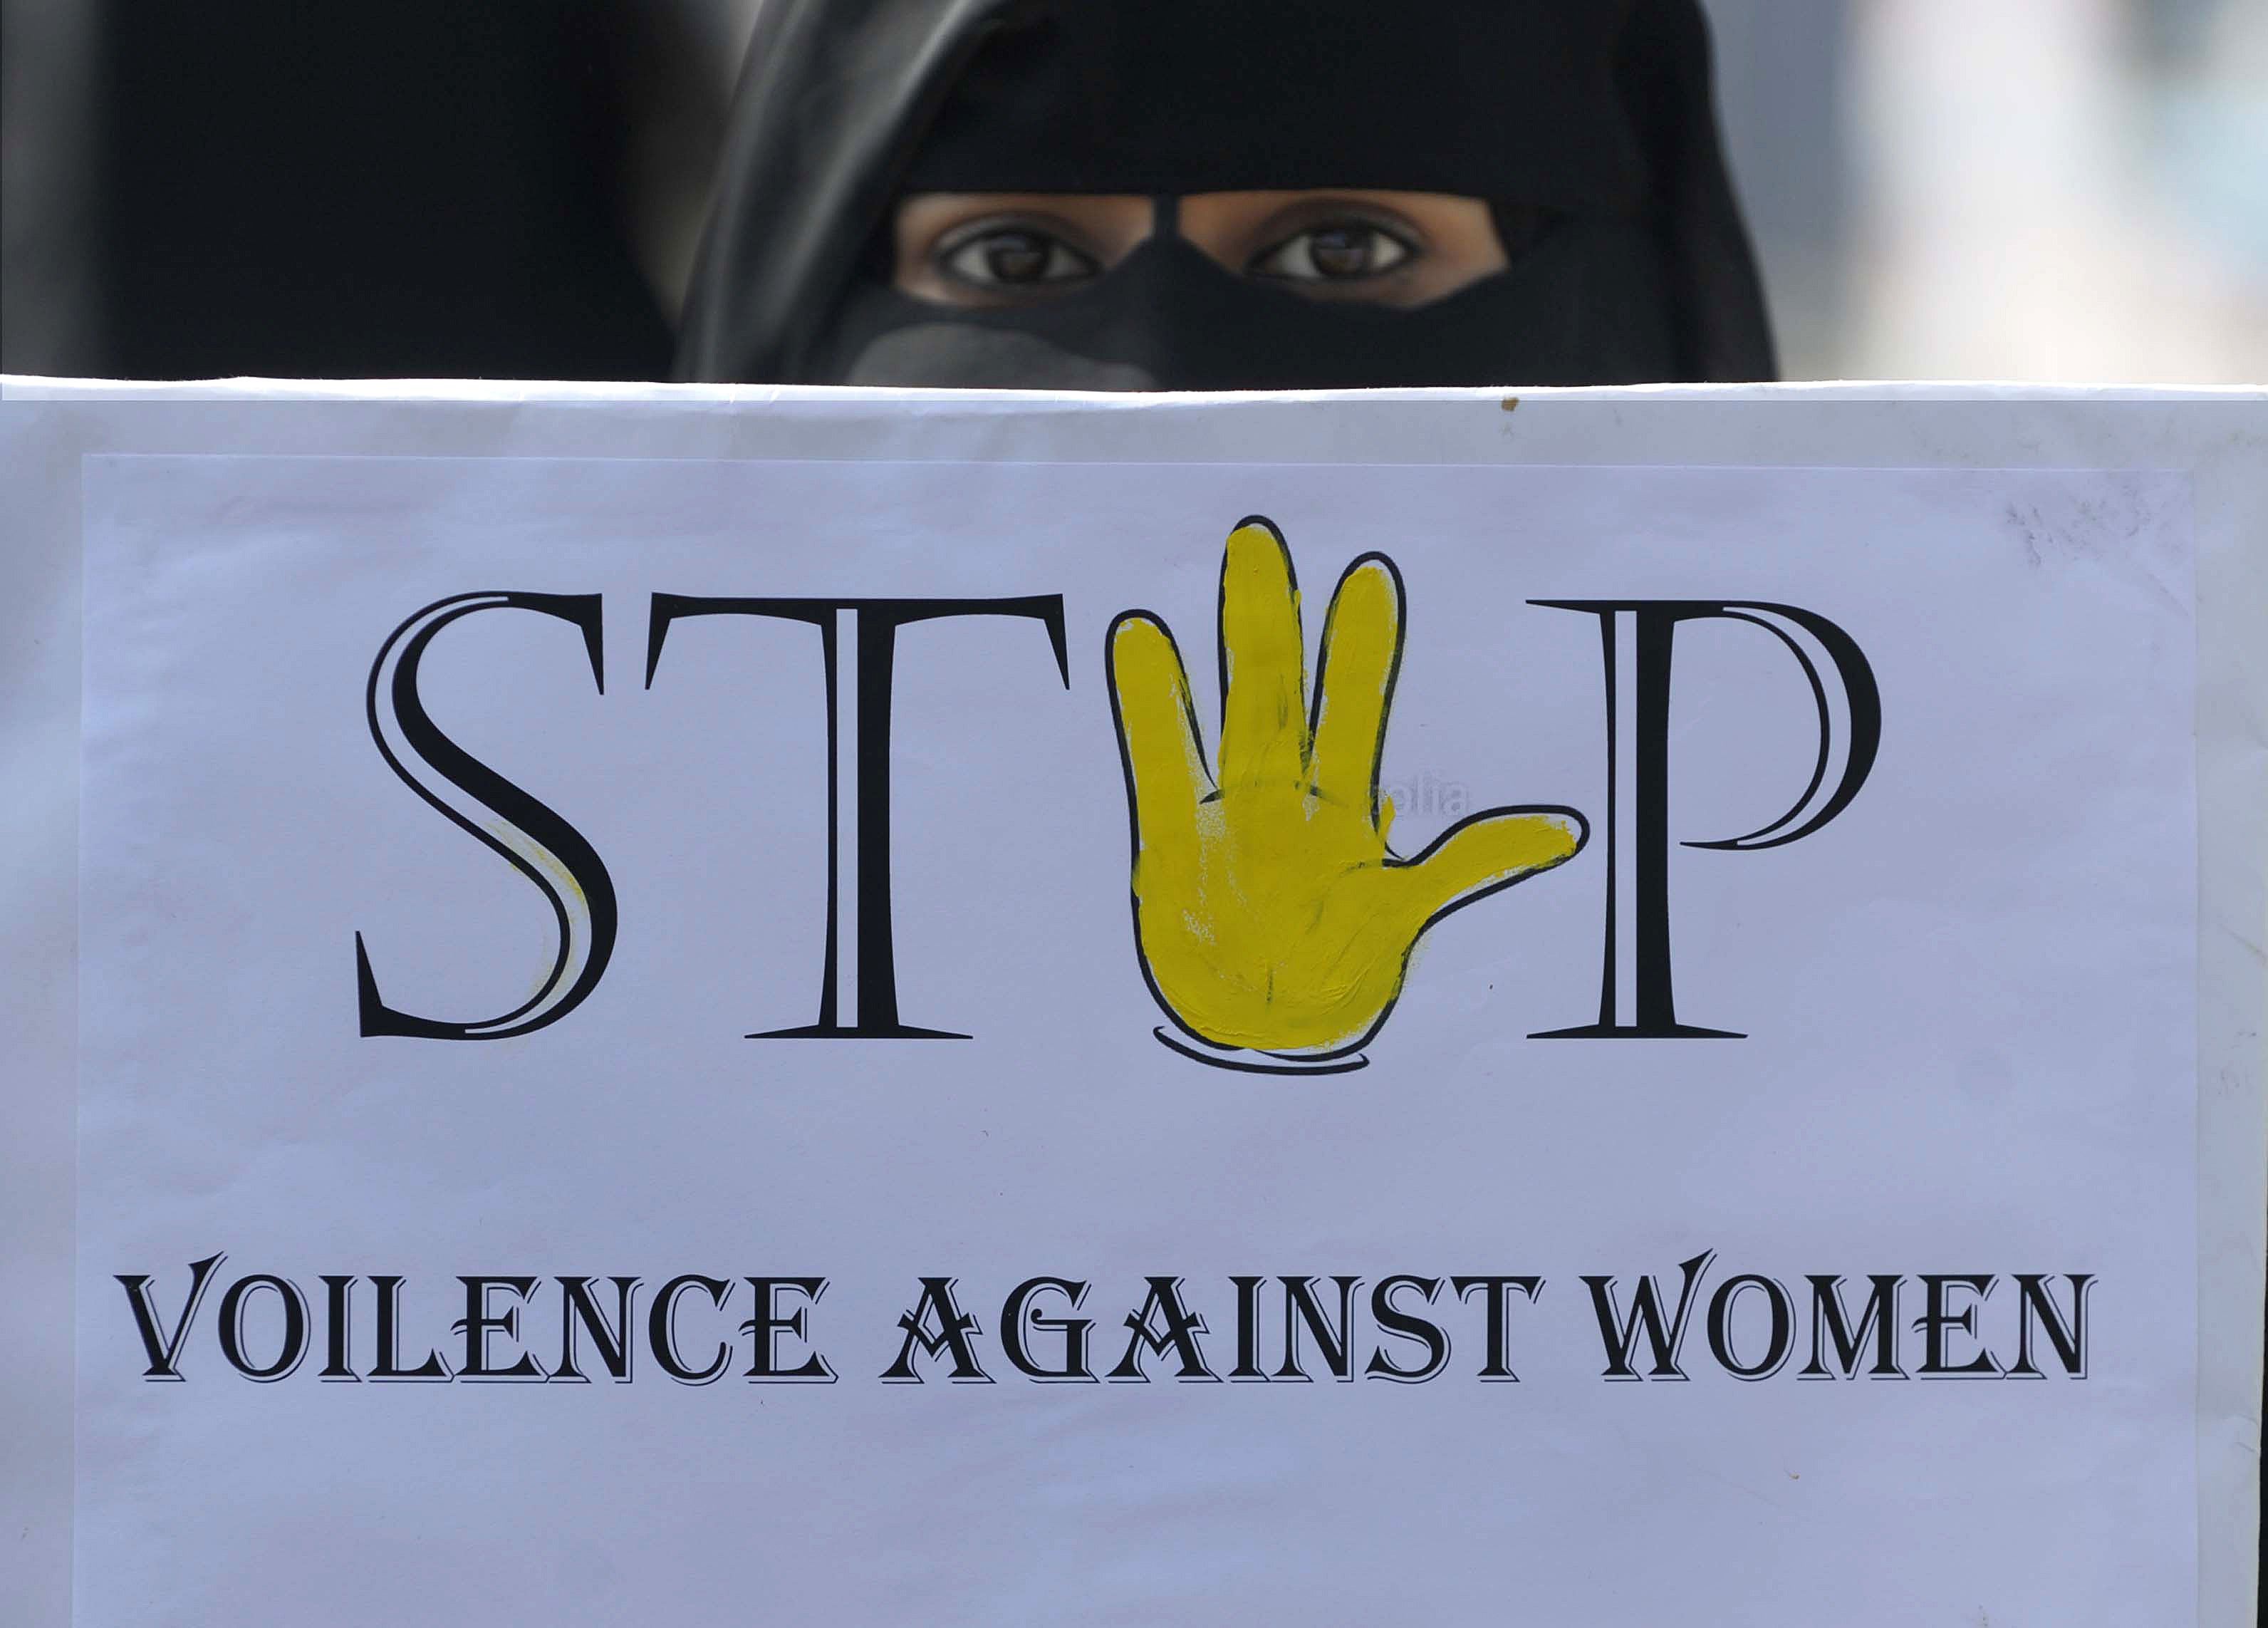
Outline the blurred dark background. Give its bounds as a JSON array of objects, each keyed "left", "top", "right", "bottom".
[
  {"left": 4, "top": 0, "right": 2263, "bottom": 381},
  {"left": 87, "top": 1, "right": 674, "bottom": 378},
  {"left": 3, "top": 0, "right": 738, "bottom": 378}
]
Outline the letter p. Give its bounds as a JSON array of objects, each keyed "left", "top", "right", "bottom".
[{"left": 1530, "top": 600, "right": 1881, "bottom": 1039}]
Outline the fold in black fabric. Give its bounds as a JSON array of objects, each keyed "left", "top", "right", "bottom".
[{"left": 679, "top": 0, "right": 1774, "bottom": 388}]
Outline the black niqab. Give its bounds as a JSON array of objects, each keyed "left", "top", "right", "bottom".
[{"left": 678, "top": 0, "right": 1774, "bottom": 389}]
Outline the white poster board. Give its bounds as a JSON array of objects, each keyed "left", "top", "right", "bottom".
[{"left": 4, "top": 381, "right": 2262, "bottom": 1625}]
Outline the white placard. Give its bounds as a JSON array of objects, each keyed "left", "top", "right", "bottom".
[{"left": 69, "top": 442, "right": 2211, "bottom": 1623}]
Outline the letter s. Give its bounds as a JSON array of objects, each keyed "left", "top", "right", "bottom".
[{"left": 357, "top": 592, "right": 616, "bottom": 1039}]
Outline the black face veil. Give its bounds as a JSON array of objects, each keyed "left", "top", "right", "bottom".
[{"left": 677, "top": 0, "right": 1775, "bottom": 389}]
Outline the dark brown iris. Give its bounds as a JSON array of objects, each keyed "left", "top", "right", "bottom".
[
  {"left": 983, "top": 231, "right": 1052, "bottom": 282},
  {"left": 1307, "top": 225, "right": 1373, "bottom": 278}
]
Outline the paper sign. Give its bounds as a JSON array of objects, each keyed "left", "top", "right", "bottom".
[{"left": 74, "top": 446, "right": 2207, "bottom": 1622}]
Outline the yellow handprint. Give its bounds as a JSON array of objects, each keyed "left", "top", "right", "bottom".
[{"left": 1106, "top": 518, "right": 1586, "bottom": 1070}]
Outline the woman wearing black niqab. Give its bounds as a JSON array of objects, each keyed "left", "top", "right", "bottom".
[{"left": 678, "top": 0, "right": 1775, "bottom": 389}]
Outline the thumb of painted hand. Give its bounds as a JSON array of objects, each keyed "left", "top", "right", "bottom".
[{"left": 1396, "top": 808, "right": 1587, "bottom": 930}]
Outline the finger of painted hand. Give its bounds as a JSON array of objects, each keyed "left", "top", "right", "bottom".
[
  {"left": 1403, "top": 808, "right": 1586, "bottom": 922},
  {"left": 1308, "top": 554, "right": 1403, "bottom": 819},
  {"left": 1108, "top": 611, "right": 1210, "bottom": 851},
  {"left": 1216, "top": 519, "right": 1310, "bottom": 787}
]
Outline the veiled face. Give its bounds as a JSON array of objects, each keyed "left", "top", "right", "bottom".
[
  {"left": 893, "top": 190, "right": 1516, "bottom": 311},
  {"left": 680, "top": 0, "right": 1773, "bottom": 387}
]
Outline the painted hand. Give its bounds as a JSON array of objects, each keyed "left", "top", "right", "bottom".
[{"left": 1106, "top": 518, "right": 1586, "bottom": 1067}]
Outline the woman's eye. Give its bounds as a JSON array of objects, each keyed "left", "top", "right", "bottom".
[
  {"left": 1249, "top": 222, "right": 1414, "bottom": 282},
  {"left": 937, "top": 227, "right": 1099, "bottom": 289}
]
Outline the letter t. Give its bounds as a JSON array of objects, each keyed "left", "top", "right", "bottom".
[{"left": 646, "top": 593, "right": 1069, "bottom": 1038}]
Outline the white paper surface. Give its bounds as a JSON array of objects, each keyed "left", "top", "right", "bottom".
[
  {"left": 2, "top": 380, "right": 2258, "bottom": 1627},
  {"left": 71, "top": 447, "right": 2201, "bottom": 1622}
]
